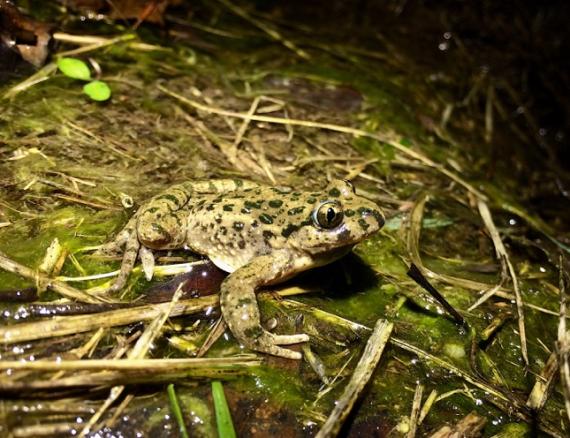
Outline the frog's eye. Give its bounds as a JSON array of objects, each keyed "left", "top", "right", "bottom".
[{"left": 312, "top": 201, "right": 344, "bottom": 229}]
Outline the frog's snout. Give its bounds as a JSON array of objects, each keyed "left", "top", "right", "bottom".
[{"left": 359, "top": 207, "right": 385, "bottom": 232}]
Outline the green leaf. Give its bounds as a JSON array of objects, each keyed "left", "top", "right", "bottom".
[
  {"left": 167, "top": 384, "right": 189, "bottom": 438},
  {"left": 211, "top": 381, "right": 236, "bottom": 438},
  {"left": 57, "top": 58, "right": 91, "bottom": 81},
  {"left": 83, "top": 81, "right": 112, "bottom": 102}
]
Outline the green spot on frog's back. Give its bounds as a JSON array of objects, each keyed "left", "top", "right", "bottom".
[
  {"left": 245, "top": 200, "right": 264, "bottom": 209},
  {"left": 156, "top": 194, "right": 181, "bottom": 206},
  {"left": 237, "top": 297, "right": 253, "bottom": 306},
  {"left": 268, "top": 200, "right": 283, "bottom": 208},
  {"left": 223, "top": 204, "right": 234, "bottom": 212},
  {"left": 287, "top": 206, "right": 305, "bottom": 216},
  {"left": 328, "top": 188, "right": 341, "bottom": 197},
  {"left": 259, "top": 213, "right": 273, "bottom": 224}
]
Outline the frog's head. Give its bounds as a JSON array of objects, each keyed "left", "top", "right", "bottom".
[{"left": 287, "top": 180, "right": 384, "bottom": 255}]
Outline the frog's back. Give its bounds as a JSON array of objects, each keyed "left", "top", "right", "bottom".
[
  {"left": 186, "top": 180, "right": 384, "bottom": 274},
  {"left": 186, "top": 186, "right": 291, "bottom": 272}
]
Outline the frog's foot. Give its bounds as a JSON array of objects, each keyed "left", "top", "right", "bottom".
[
  {"left": 108, "top": 231, "right": 140, "bottom": 293},
  {"left": 249, "top": 331, "right": 309, "bottom": 360},
  {"left": 95, "top": 218, "right": 137, "bottom": 257}
]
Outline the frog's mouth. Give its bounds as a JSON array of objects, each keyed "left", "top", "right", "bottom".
[{"left": 311, "top": 245, "right": 355, "bottom": 267}]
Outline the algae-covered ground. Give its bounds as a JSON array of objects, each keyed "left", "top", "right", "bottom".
[{"left": 0, "top": 1, "right": 569, "bottom": 437}]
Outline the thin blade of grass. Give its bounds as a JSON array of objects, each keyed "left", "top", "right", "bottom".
[
  {"left": 212, "top": 380, "right": 236, "bottom": 438},
  {"left": 168, "top": 384, "right": 190, "bottom": 438}
]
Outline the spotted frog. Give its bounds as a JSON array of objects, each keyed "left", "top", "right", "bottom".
[{"left": 101, "top": 179, "right": 384, "bottom": 359}]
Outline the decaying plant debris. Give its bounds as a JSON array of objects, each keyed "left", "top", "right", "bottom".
[{"left": 0, "top": 1, "right": 569, "bottom": 436}]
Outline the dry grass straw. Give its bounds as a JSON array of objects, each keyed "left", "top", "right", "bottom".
[
  {"left": 477, "top": 199, "right": 528, "bottom": 366},
  {"left": 405, "top": 194, "right": 510, "bottom": 295},
  {"left": 0, "top": 357, "right": 260, "bottom": 391},
  {"left": 278, "top": 301, "right": 563, "bottom": 436},
  {"left": 556, "top": 260, "right": 570, "bottom": 422},
  {"left": 526, "top": 352, "right": 558, "bottom": 411},
  {"left": 0, "top": 250, "right": 109, "bottom": 304},
  {"left": 79, "top": 285, "right": 183, "bottom": 435},
  {"left": 157, "top": 84, "right": 487, "bottom": 200},
  {"left": 428, "top": 412, "right": 486, "bottom": 438},
  {"left": 407, "top": 383, "right": 424, "bottom": 438},
  {"left": 0, "top": 288, "right": 312, "bottom": 346},
  {"left": 315, "top": 319, "right": 393, "bottom": 438}
]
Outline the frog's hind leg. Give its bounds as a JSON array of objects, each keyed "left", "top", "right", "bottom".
[{"left": 108, "top": 230, "right": 140, "bottom": 293}]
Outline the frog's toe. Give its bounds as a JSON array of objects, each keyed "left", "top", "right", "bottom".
[
  {"left": 139, "top": 246, "right": 155, "bottom": 281},
  {"left": 107, "top": 233, "right": 140, "bottom": 293},
  {"left": 271, "top": 333, "right": 310, "bottom": 345},
  {"left": 95, "top": 241, "right": 123, "bottom": 256},
  {"left": 249, "top": 332, "right": 308, "bottom": 359},
  {"left": 257, "top": 343, "right": 303, "bottom": 360}
]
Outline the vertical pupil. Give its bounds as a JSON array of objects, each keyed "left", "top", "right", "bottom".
[{"left": 326, "top": 208, "right": 335, "bottom": 223}]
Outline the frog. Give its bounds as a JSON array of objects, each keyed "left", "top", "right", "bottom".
[{"left": 99, "top": 179, "right": 385, "bottom": 359}]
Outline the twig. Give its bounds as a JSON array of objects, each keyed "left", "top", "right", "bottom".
[
  {"left": 407, "top": 383, "right": 424, "bottom": 438},
  {"left": 0, "top": 250, "right": 109, "bottom": 304},
  {"left": 526, "top": 352, "right": 558, "bottom": 411},
  {"left": 0, "top": 357, "right": 260, "bottom": 372},
  {"left": 428, "top": 412, "right": 487, "bottom": 438},
  {"left": 196, "top": 317, "right": 227, "bottom": 357},
  {"left": 0, "top": 357, "right": 261, "bottom": 391},
  {"left": 418, "top": 389, "right": 438, "bottom": 425},
  {"left": 556, "top": 259, "right": 570, "bottom": 422},
  {"left": 316, "top": 319, "right": 393, "bottom": 438},
  {"left": 477, "top": 200, "right": 528, "bottom": 366},
  {"left": 0, "top": 290, "right": 312, "bottom": 345},
  {"left": 81, "top": 285, "right": 184, "bottom": 435}
]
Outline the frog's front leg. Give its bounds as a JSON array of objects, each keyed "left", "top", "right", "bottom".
[
  {"left": 107, "top": 185, "right": 193, "bottom": 292},
  {"left": 220, "top": 254, "right": 309, "bottom": 360}
]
